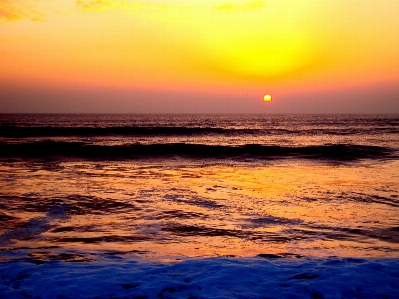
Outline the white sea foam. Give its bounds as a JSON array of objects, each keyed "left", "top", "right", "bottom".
[{"left": 1, "top": 253, "right": 399, "bottom": 299}]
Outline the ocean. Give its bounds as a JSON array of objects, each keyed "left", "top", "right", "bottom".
[{"left": 1, "top": 113, "right": 399, "bottom": 298}]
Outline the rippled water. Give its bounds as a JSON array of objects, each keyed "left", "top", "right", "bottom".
[{"left": 0, "top": 114, "right": 399, "bottom": 261}]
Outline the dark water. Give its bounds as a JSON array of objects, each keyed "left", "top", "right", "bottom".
[{"left": 0, "top": 114, "right": 399, "bottom": 261}]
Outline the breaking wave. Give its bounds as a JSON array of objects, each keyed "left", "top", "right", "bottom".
[{"left": 0, "top": 142, "right": 395, "bottom": 161}]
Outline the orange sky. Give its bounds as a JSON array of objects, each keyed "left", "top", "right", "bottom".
[{"left": 1, "top": 0, "right": 399, "bottom": 113}]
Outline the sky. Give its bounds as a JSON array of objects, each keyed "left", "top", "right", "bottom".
[{"left": 1, "top": 0, "right": 399, "bottom": 113}]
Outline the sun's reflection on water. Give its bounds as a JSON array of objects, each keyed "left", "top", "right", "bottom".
[{"left": 1, "top": 159, "right": 399, "bottom": 260}]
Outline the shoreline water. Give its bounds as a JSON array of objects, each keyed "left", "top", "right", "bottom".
[{"left": 1, "top": 157, "right": 399, "bottom": 260}]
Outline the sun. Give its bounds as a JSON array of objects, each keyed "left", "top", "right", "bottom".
[{"left": 263, "top": 94, "right": 272, "bottom": 102}]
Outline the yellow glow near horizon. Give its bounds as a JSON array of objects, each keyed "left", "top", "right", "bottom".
[{"left": 196, "top": 1, "right": 316, "bottom": 81}]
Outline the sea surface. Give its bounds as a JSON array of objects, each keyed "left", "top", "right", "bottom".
[{"left": 1, "top": 114, "right": 399, "bottom": 262}]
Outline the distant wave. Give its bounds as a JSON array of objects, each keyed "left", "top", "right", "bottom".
[
  {"left": 0, "top": 126, "right": 231, "bottom": 137},
  {"left": 0, "top": 142, "right": 395, "bottom": 161},
  {"left": 1, "top": 125, "right": 398, "bottom": 137}
]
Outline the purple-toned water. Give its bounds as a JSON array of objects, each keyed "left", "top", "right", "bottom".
[{"left": 1, "top": 114, "right": 399, "bottom": 299}]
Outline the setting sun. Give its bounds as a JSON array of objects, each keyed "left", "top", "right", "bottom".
[{"left": 264, "top": 94, "right": 272, "bottom": 101}]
